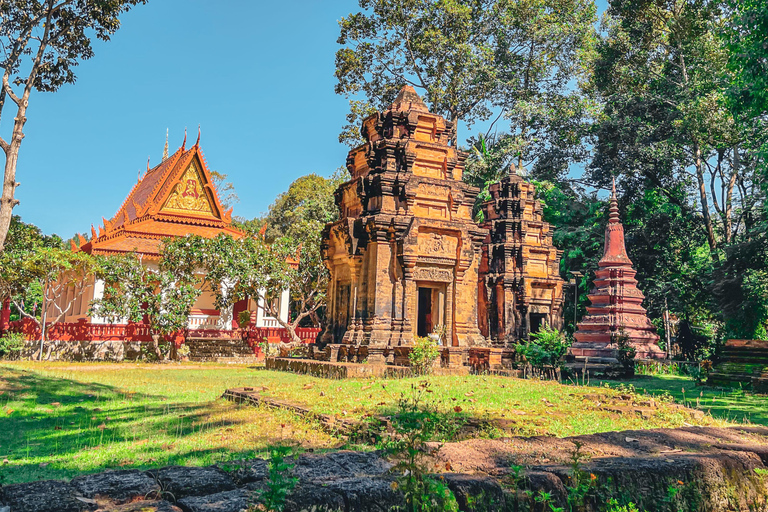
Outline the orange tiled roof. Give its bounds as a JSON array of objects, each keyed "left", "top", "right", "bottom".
[{"left": 76, "top": 139, "right": 244, "bottom": 259}]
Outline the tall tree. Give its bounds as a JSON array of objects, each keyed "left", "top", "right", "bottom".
[
  {"left": 335, "top": 0, "right": 597, "bottom": 147},
  {"left": 0, "top": 0, "right": 146, "bottom": 250},
  {"left": 264, "top": 172, "right": 344, "bottom": 327},
  {"left": 590, "top": 0, "right": 766, "bottom": 253}
]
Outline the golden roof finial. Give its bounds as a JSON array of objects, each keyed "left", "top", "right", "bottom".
[{"left": 162, "top": 128, "right": 169, "bottom": 161}]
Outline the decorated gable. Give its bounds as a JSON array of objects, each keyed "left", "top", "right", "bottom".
[{"left": 161, "top": 158, "right": 218, "bottom": 218}]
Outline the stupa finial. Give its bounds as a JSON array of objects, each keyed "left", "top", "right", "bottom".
[
  {"left": 162, "top": 128, "right": 169, "bottom": 161},
  {"left": 608, "top": 177, "right": 620, "bottom": 224}
]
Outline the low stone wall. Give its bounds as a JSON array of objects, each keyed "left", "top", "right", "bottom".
[
  {"left": 709, "top": 339, "right": 768, "bottom": 392},
  {"left": 3, "top": 427, "right": 768, "bottom": 511},
  {"left": 264, "top": 357, "right": 470, "bottom": 379},
  {"left": 19, "top": 339, "right": 145, "bottom": 362}
]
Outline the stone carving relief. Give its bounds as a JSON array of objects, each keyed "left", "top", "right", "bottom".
[
  {"left": 417, "top": 232, "right": 457, "bottom": 256},
  {"left": 414, "top": 268, "right": 453, "bottom": 282}
]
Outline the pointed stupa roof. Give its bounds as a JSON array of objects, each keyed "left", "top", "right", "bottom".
[
  {"left": 599, "top": 178, "right": 633, "bottom": 267},
  {"left": 390, "top": 84, "right": 429, "bottom": 112}
]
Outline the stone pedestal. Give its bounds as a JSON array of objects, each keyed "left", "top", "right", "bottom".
[
  {"left": 443, "top": 347, "right": 466, "bottom": 368},
  {"left": 488, "top": 348, "right": 505, "bottom": 369},
  {"left": 367, "top": 346, "right": 387, "bottom": 366}
]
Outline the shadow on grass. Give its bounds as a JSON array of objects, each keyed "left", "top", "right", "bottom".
[
  {"left": 0, "top": 367, "right": 272, "bottom": 484},
  {"left": 594, "top": 374, "right": 768, "bottom": 426}
]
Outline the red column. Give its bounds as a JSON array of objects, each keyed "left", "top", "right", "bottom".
[{"left": 1, "top": 298, "right": 10, "bottom": 332}]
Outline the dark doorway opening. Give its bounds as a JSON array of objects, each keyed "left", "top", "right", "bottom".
[
  {"left": 529, "top": 313, "right": 547, "bottom": 335},
  {"left": 417, "top": 287, "right": 433, "bottom": 337}
]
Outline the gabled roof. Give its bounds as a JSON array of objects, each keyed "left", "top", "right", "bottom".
[{"left": 75, "top": 137, "right": 243, "bottom": 259}]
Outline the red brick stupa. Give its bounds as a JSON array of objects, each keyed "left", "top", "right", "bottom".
[{"left": 570, "top": 179, "right": 665, "bottom": 361}]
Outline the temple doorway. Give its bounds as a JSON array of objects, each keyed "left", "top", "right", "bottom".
[
  {"left": 529, "top": 312, "right": 548, "bottom": 335},
  {"left": 417, "top": 287, "right": 432, "bottom": 337},
  {"left": 416, "top": 284, "right": 447, "bottom": 338}
]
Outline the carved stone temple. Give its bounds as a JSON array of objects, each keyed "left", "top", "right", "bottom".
[
  {"left": 319, "top": 86, "right": 487, "bottom": 364},
  {"left": 478, "top": 168, "right": 565, "bottom": 346},
  {"left": 570, "top": 180, "right": 664, "bottom": 361},
  {"left": 318, "top": 85, "right": 565, "bottom": 367}
]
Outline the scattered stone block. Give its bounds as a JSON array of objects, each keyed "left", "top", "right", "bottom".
[
  {"left": 0, "top": 479, "right": 93, "bottom": 512},
  {"left": 177, "top": 489, "right": 251, "bottom": 512},
  {"left": 324, "top": 477, "right": 404, "bottom": 511},
  {"left": 441, "top": 473, "right": 506, "bottom": 509},
  {"left": 149, "top": 466, "right": 236, "bottom": 500},
  {"left": 217, "top": 459, "right": 268, "bottom": 484},
  {"left": 71, "top": 469, "right": 159, "bottom": 504},
  {"left": 101, "top": 500, "right": 182, "bottom": 512},
  {"left": 293, "top": 451, "right": 393, "bottom": 483}
]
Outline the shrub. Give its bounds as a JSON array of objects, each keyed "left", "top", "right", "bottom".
[
  {"left": 613, "top": 329, "right": 636, "bottom": 374},
  {"left": 238, "top": 309, "right": 252, "bottom": 329},
  {"left": 177, "top": 344, "right": 191, "bottom": 358},
  {"left": 409, "top": 336, "right": 440, "bottom": 375},
  {"left": 516, "top": 324, "right": 570, "bottom": 373},
  {"left": 0, "top": 331, "right": 26, "bottom": 360}
]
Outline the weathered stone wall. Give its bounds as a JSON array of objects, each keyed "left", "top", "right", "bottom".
[
  {"left": 18, "top": 339, "right": 144, "bottom": 361},
  {"left": 3, "top": 427, "right": 768, "bottom": 511}
]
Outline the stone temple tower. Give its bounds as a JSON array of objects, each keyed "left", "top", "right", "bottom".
[
  {"left": 320, "top": 85, "right": 487, "bottom": 364},
  {"left": 570, "top": 179, "right": 664, "bottom": 360},
  {"left": 478, "top": 166, "right": 565, "bottom": 346}
]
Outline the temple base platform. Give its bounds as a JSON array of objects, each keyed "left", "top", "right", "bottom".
[{"left": 708, "top": 339, "right": 768, "bottom": 392}]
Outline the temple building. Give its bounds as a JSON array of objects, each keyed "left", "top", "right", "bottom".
[
  {"left": 570, "top": 179, "right": 664, "bottom": 360},
  {"left": 320, "top": 86, "right": 487, "bottom": 363},
  {"left": 50, "top": 133, "right": 290, "bottom": 331},
  {"left": 478, "top": 167, "right": 565, "bottom": 345}
]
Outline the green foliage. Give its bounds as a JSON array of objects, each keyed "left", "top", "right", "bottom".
[
  {"left": 89, "top": 253, "right": 198, "bottom": 359},
  {"left": 409, "top": 336, "right": 441, "bottom": 376},
  {"left": 381, "top": 381, "right": 460, "bottom": 512},
  {"left": 162, "top": 234, "right": 301, "bottom": 340},
  {"left": 176, "top": 344, "right": 191, "bottom": 358},
  {"left": 0, "top": 331, "right": 25, "bottom": 360},
  {"left": 612, "top": 330, "right": 636, "bottom": 374},
  {"left": 0, "top": 243, "right": 100, "bottom": 343},
  {"left": 606, "top": 499, "right": 641, "bottom": 512},
  {"left": 237, "top": 310, "right": 252, "bottom": 329},
  {"left": 254, "top": 445, "right": 299, "bottom": 512},
  {"left": 335, "top": 0, "right": 597, "bottom": 146},
  {"left": 222, "top": 172, "right": 344, "bottom": 334},
  {"left": 516, "top": 324, "right": 570, "bottom": 373}
]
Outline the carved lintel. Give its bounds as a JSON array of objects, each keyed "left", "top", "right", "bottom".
[{"left": 413, "top": 268, "right": 453, "bottom": 282}]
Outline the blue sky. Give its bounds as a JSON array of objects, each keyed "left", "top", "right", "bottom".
[
  {"left": 10, "top": 0, "right": 607, "bottom": 239},
  {"left": 12, "top": 0, "right": 359, "bottom": 238}
]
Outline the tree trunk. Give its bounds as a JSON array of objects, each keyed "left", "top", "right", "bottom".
[
  {"left": 151, "top": 333, "right": 163, "bottom": 360},
  {"left": 0, "top": 114, "right": 25, "bottom": 250},
  {"left": 693, "top": 142, "right": 718, "bottom": 253},
  {"left": 38, "top": 278, "right": 49, "bottom": 360}
]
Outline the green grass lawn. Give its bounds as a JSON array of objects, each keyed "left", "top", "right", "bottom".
[
  {"left": 596, "top": 373, "right": 768, "bottom": 426},
  {"left": 1, "top": 362, "right": 762, "bottom": 486},
  {"left": 0, "top": 363, "right": 339, "bottom": 485}
]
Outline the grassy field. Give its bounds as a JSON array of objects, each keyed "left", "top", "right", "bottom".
[
  {"left": 1, "top": 361, "right": 763, "bottom": 485},
  {"left": 597, "top": 373, "right": 768, "bottom": 425}
]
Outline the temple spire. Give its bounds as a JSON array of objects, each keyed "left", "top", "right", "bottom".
[
  {"left": 195, "top": 125, "right": 201, "bottom": 146},
  {"left": 608, "top": 177, "right": 620, "bottom": 224},
  {"left": 182, "top": 127, "right": 187, "bottom": 150},
  {"left": 162, "top": 128, "right": 169, "bottom": 161}
]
